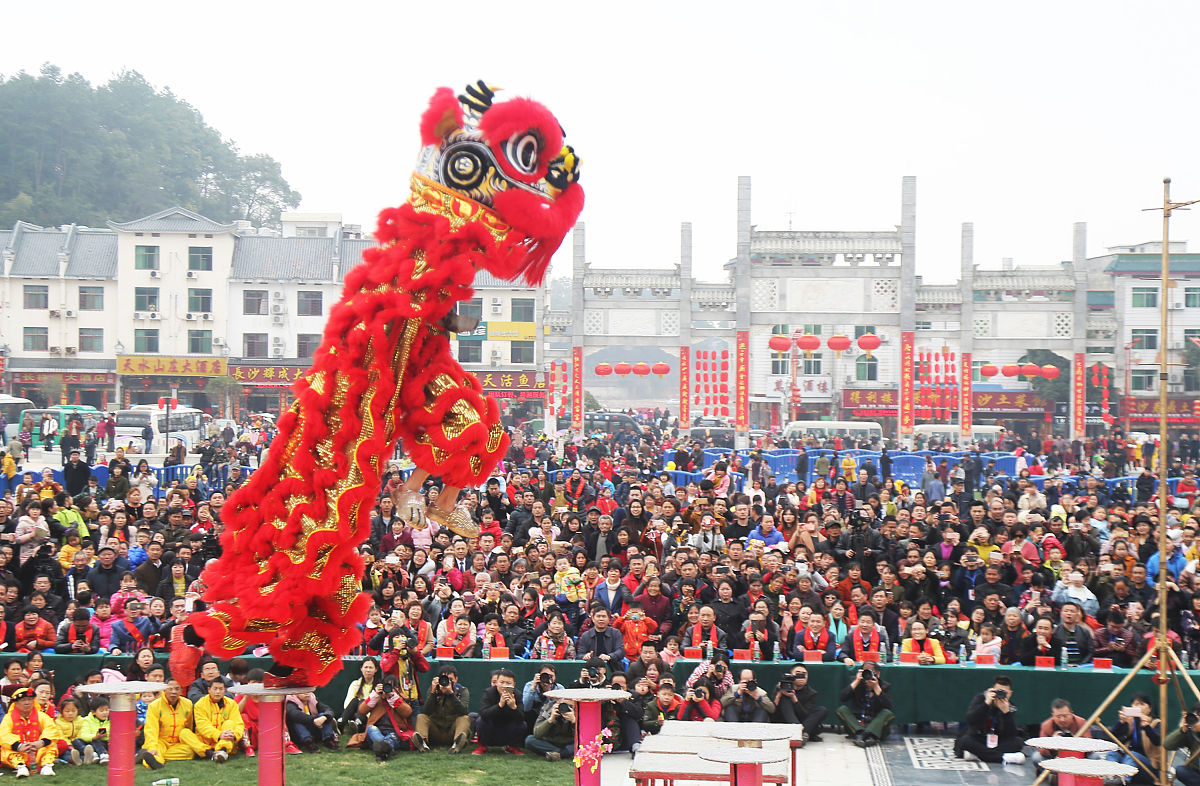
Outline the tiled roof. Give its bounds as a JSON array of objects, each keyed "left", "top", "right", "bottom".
[
  {"left": 107, "top": 206, "right": 234, "bottom": 234},
  {"left": 65, "top": 231, "right": 117, "bottom": 278},
  {"left": 751, "top": 230, "right": 901, "bottom": 255},
  {"left": 231, "top": 236, "right": 337, "bottom": 280},
  {"left": 916, "top": 285, "right": 962, "bottom": 304},
  {"left": 337, "top": 238, "right": 375, "bottom": 280},
  {"left": 1102, "top": 254, "right": 1200, "bottom": 275},
  {"left": 9, "top": 230, "right": 63, "bottom": 277},
  {"left": 473, "top": 270, "right": 540, "bottom": 290}
]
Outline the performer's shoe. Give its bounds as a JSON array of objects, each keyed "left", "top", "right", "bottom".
[
  {"left": 394, "top": 488, "right": 427, "bottom": 529},
  {"left": 263, "top": 666, "right": 314, "bottom": 689},
  {"left": 426, "top": 505, "right": 480, "bottom": 539},
  {"left": 168, "top": 624, "right": 204, "bottom": 687}
]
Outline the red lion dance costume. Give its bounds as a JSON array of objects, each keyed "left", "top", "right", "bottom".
[{"left": 177, "top": 83, "right": 583, "bottom": 687}]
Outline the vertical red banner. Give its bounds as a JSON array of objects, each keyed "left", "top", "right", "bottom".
[
  {"left": 678, "top": 346, "right": 690, "bottom": 425},
  {"left": 900, "top": 331, "right": 915, "bottom": 437},
  {"left": 570, "top": 347, "right": 583, "bottom": 429},
  {"left": 735, "top": 331, "right": 749, "bottom": 431},
  {"left": 960, "top": 351, "right": 973, "bottom": 438},
  {"left": 1072, "top": 352, "right": 1086, "bottom": 439}
]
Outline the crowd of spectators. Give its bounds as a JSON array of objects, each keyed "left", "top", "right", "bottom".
[{"left": 3, "top": 406, "right": 1200, "bottom": 773}]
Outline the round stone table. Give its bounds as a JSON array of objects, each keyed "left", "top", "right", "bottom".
[
  {"left": 711, "top": 724, "right": 793, "bottom": 749},
  {"left": 544, "top": 688, "right": 631, "bottom": 786}
]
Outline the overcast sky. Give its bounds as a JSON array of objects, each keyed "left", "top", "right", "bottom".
[{"left": 4, "top": 1, "right": 1200, "bottom": 284}]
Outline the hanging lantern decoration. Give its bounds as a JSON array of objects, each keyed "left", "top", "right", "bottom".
[
  {"left": 768, "top": 335, "right": 792, "bottom": 353},
  {"left": 856, "top": 333, "right": 881, "bottom": 359},
  {"left": 651, "top": 362, "right": 670, "bottom": 378},
  {"left": 980, "top": 364, "right": 999, "bottom": 378},
  {"left": 827, "top": 335, "right": 851, "bottom": 357},
  {"left": 1001, "top": 364, "right": 1021, "bottom": 377},
  {"left": 614, "top": 362, "right": 632, "bottom": 376},
  {"left": 1020, "top": 362, "right": 1041, "bottom": 378},
  {"left": 632, "top": 362, "right": 651, "bottom": 377},
  {"left": 142, "top": 378, "right": 153, "bottom": 390},
  {"left": 1040, "top": 364, "right": 1060, "bottom": 380},
  {"left": 796, "top": 334, "right": 821, "bottom": 357},
  {"left": 595, "top": 363, "right": 613, "bottom": 377}
]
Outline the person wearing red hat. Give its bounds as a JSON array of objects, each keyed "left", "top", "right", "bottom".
[{"left": 0, "top": 686, "right": 60, "bottom": 776}]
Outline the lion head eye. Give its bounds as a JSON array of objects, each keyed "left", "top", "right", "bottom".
[{"left": 504, "top": 132, "right": 541, "bottom": 176}]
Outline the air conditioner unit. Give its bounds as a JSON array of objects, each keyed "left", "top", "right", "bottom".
[
  {"left": 271, "top": 291, "right": 285, "bottom": 300},
  {"left": 490, "top": 297, "right": 502, "bottom": 305},
  {"left": 490, "top": 349, "right": 502, "bottom": 359},
  {"left": 48, "top": 310, "right": 60, "bottom": 318},
  {"left": 65, "top": 347, "right": 76, "bottom": 355},
  {"left": 202, "top": 313, "right": 211, "bottom": 320},
  {"left": 133, "top": 312, "right": 145, "bottom": 320},
  {"left": 272, "top": 315, "right": 284, "bottom": 325},
  {"left": 186, "top": 271, "right": 197, "bottom": 279},
  {"left": 49, "top": 346, "right": 60, "bottom": 354},
  {"left": 877, "top": 335, "right": 891, "bottom": 345},
  {"left": 1169, "top": 296, "right": 1185, "bottom": 310},
  {"left": 491, "top": 303, "right": 504, "bottom": 314},
  {"left": 212, "top": 337, "right": 224, "bottom": 346},
  {"left": 272, "top": 348, "right": 284, "bottom": 358},
  {"left": 1169, "top": 340, "right": 1184, "bottom": 350},
  {"left": 64, "top": 310, "right": 74, "bottom": 318},
  {"left": 1169, "top": 368, "right": 1184, "bottom": 384},
  {"left": 149, "top": 313, "right": 161, "bottom": 321},
  {"left": 150, "top": 270, "right": 161, "bottom": 278},
  {"left": 272, "top": 337, "right": 284, "bottom": 346},
  {"left": 186, "top": 313, "right": 197, "bottom": 321},
  {"left": 271, "top": 304, "right": 285, "bottom": 314}
]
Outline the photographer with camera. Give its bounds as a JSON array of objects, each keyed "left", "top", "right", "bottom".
[
  {"left": 526, "top": 697, "right": 576, "bottom": 762},
  {"left": 1163, "top": 702, "right": 1200, "bottom": 786},
  {"left": 357, "top": 676, "right": 414, "bottom": 762},
  {"left": 412, "top": 664, "right": 471, "bottom": 754},
  {"left": 1031, "top": 698, "right": 1092, "bottom": 764},
  {"left": 474, "top": 669, "right": 526, "bottom": 755},
  {"left": 773, "top": 665, "right": 827, "bottom": 741},
  {"left": 678, "top": 677, "right": 721, "bottom": 721},
  {"left": 836, "top": 662, "right": 893, "bottom": 747},
  {"left": 953, "top": 676, "right": 1025, "bottom": 764},
  {"left": 521, "top": 666, "right": 563, "bottom": 733},
  {"left": 720, "top": 667, "right": 776, "bottom": 723},
  {"left": 836, "top": 507, "right": 884, "bottom": 574}
]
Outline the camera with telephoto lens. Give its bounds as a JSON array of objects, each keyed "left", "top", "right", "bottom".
[
  {"left": 993, "top": 689, "right": 1008, "bottom": 700},
  {"left": 860, "top": 668, "right": 876, "bottom": 680},
  {"left": 437, "top": 674, "right": 451, "bottom": 687},
  {"left": 744, "top": 679, "right": 757, "bottom": 693},
  {"left": 539, "top": 672, "right": 554, "bottom": 686}
]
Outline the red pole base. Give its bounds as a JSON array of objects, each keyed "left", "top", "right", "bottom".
[
  {"left": 730, "top": 762, "right": 765, "bottom": 786},
  {"left": 108, "top": 699, "right": 136, "bottom": 786},
  {"left": 258, "top": 697, "right": 285, "bottom": 786},
  {"left": 574, "top": 700, "right": 601, "bottom": 786}
]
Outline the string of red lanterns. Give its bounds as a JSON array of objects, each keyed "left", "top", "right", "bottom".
[{"left": 979, "top": 362, "right": 1063, "bottom": 380}]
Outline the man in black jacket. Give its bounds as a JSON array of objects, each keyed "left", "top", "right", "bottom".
[
  {"left": 836, "top": 663, "right": 894, "bottom": 747},
  {"left": 773, "top": 664, "right": 827, "bottom": 740},
  {"left": 474, "top": 669, "right": 526, "bottom": 754},
  {"left": 953, "top": 676, "right": 1025, "bottom": 763}
]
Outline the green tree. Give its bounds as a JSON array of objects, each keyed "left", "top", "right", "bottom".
[
  {"left": 584, "top": 391, "right": 602, "bottom": 412},
  {"left": 1017, "top": 350, "right": 1069, "bottom": 404},
  {"left": 0, "top": 64, "right": 299, "bottom": 228}
]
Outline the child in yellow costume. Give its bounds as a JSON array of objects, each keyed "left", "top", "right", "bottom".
[
  {"left": 0, "top": 687, "right": 60, "bottom": 776},
  {"left": 136, "top": 680, "right": 207, "bottom": 770},
  {"left": 192, "top": 680, "right": 244, "bottom": 762}
]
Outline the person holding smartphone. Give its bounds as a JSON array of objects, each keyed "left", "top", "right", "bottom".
[
  {"left": 1105, "top": 693, "right": 1161, "bottom": 782},
  {"left": 474, "top": 669, "right": 526, "bottom": 755},
  {"left": 953, "top": 676, "right": 1024, "bottom": 764}
]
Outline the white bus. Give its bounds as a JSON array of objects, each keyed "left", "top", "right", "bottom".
[
  {"left": 912, "top": 424, "right": 1007, "bottom": 447},
  {"left": 781, "top": 420, "right": 884, "bottom": 445},
  {"left": 114, "top": 405, "right": 206, "bottom": 453}
]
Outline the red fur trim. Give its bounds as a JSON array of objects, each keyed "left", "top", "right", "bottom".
[
  {"left": 478, "top": 97, "right": 563, "bottom": 184},
  {"left": 489, "top": 183, "right": 584, "bottom": 285},
  {"left": 419, "top": 87, "right": 463, "bottom": 146}
]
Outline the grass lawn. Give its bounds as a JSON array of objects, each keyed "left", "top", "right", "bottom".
[{"left": 49, "top": 749, "right": 576, "bottom": 785}]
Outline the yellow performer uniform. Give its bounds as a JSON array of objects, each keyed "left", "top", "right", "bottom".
[
  {"left": 0, "top": 695, "right": 59, "bottom": 770},
  {"left": 142, "top": 694, "right": 207, "bottom": 764},
  {"left": 193, "top": 694, "right": 245, "bottom": 754}
]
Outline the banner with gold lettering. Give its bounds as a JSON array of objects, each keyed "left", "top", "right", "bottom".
[
  {"left": 1072, "top": 352, "right": 1086, "bottom": 439},
  {"left": 678, "top": 346, "right": 690, "bottom": 425},
  {"left": 899, "top": 331, "right": 915, "bottom": 438},
  {"left": 570, "top": 346, "right": 583, "bottom": 429},
  {"left": 118, "top": 355, "right": 228, "bottom": 377},
  {"left": 735, "top": 331, "right": 749, "bottom": 432},
  {"left": 960, "top": 351, "right": 972, "bottom": 439}
]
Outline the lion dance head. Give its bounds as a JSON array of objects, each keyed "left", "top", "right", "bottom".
[{"left": 413, "top": 81, "right": 584, "bottom": 285}]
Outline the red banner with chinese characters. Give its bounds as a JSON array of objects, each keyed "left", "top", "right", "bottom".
[
  {"left": 960, "top": 351, "right": 972, "bottom": 438},
  {"left": 735, "top": 331, "right": 749, "bottom": 431},
  {"left": 678, "top": 346, "right": 690, "bottom": 425},
  {"left": 899, "top": 331, "right": 915, "bottom": 436},
  {"left": 1124, "top": 397, "right": 1199, "bottom": 423},
  {"left": 570, "top": 346, "right": 583, "bottom": 429},
  {"left": 1072, "top": 352, "right": 1086, "bottom": 438}
]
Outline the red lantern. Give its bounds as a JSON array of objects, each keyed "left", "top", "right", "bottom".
[
  {"left": 1020, "top": 363, "right": 1041, "bottom": 378},
  {"left": 856, "top": 333, "right": 881, "bottom": 358},
  {"left": 827, "top": 335, "right": 851, "bottom": 353},
  {"left": 633, "top": 362, "right": 651, "bottom": 377},
  {"left": 614, "top": 363, "right": 632, "bottom": 376},
  {"left": 651, "top": 362, "right": 670, "bottom": 377},
  {"left": 1040, "top": 365, "right": 1060, "bottom": 380},
  {"left": 595, "top": 363, "right": 613, "bottom": 377},
  {"left": 194, "top": 378, "right": 207, "bottom": 390},
  {"left": 796, "top": 334, "right": 821, "bottom": 355},
  {"left": 141, "top": 378, "right": 152, "bottom": 390},
  {"left": 768, "top": 335, "right": 792, "bottom": 353},
  {"left": 980, "top": 364, "right": 999, "bottom": 378},
  {"left": 1001, "top": 364, "right": 1020, "bottom": 377}
]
